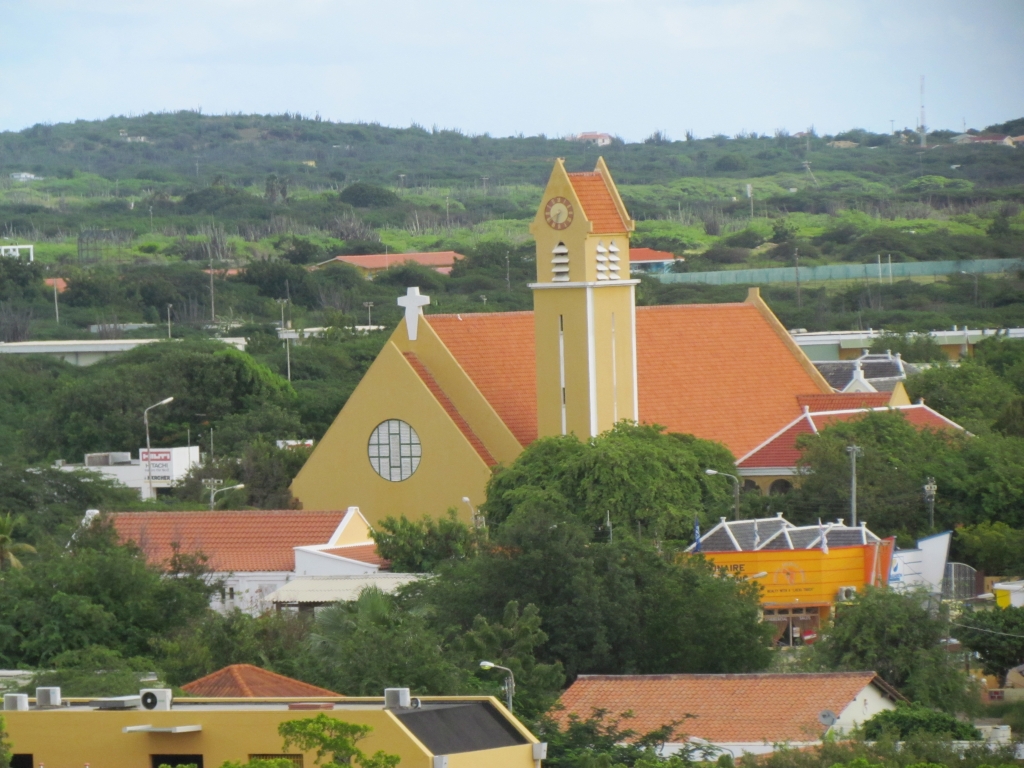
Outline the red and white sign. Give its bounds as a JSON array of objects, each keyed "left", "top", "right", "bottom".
[{"left": 140, "top": 450, "right": 173, "bottom": 481}]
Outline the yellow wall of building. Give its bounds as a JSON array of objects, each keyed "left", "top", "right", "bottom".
[
  {"left": 3, "top": 701, "right": 538, "bottom": 768},
  {"left": 701, "top": 543, "right": 892, "bottom": 607},
  {"left": 289, "top": 340, "right": 493, "bottom": 527}
]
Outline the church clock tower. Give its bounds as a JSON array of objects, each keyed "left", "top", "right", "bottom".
[{"left": 529, "top": 158, "right": 638, "bottom": 439}]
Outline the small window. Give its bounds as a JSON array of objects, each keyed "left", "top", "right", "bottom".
[
  {"left": 152, "top": 755, "right": 203, "bottom": 768},
  {"left": 250, "top": 757, "right": 302, "bottom": 768},
  {"left": 11, "top": 755, "right": 32, "bottom": 768}
]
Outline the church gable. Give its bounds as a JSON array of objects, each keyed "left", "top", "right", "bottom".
[{"left": 289, "top": 340, "right": 494, "bottom": 524}]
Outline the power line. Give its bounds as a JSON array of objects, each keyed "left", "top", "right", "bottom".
[{"left": 950, "top": 621, "right": 1024, "bottom": 640}]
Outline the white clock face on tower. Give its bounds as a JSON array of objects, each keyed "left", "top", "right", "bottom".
[{"left": 368, "top": 419, "right": 421, "bottom": 482}]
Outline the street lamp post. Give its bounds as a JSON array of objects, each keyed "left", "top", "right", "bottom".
[
  {"left": 363, "top": 301, "right": 374, "bottom": 326},
  {"left": 705, "top": 469, "right": 741, "bottom": 521},
  {"left": 143, "top": 397, "right": 174, "bottom": 500},
  {"left": 479, "top": 661, "right": 514, "bottom": 712},
  {"left": 924, "top": 477, "right": 937, "bottom": 530},
  {"left": 846, "top": 445, "right": 863, "bottom": 526},
  {"left": 204, "top": 480, "right": 245, "bottom": 510}
]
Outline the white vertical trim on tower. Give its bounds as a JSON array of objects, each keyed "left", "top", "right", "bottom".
[
  {"left": 586, "top": 286, "right": 598, "bottom": 437},
  {"left": 629, "top": 285, "right": 639, "bottom": 422},
  {"left": 559, "top": 314, "right": 567, "bottom": 435},
  {"left": 611, "top": 312, "right": 618, "bottom": 424}
]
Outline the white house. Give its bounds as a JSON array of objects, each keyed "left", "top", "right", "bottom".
[
  {"left": 557, "top": 673, "right": 904, "bottom": 757},
  {"left": 60, "top": 447, "right": 200, "bottom": 500},
  {"left": 109, "top": 506, "right": 392, "bottom": 613}
]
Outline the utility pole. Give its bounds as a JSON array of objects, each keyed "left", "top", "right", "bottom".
[
  {"left": 924, "top": 477, "right": 937, "bottom": 530},
  {"left": 167, "top": 304, "right": 172, "bottom": 338},
  {"left": 53, "top": 279, "right": 60, "bottom": 323},
  {"left": 919, "top": 75, "right": 927, "bottom": 148},
  {"left": 363, "top": 301, "right": 374, "bottom": 326},
  {"left": 505, "top": 251, "right": 511, "bottom": 292},
  {"left": 847, "top": 445, "right": 863, "bottom": 526},
  {"left": 209, "top": 253, "right": 216, "bottom": 323}
]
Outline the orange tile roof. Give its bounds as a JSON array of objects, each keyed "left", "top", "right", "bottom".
[
  {"left": 326, "top": 251, "right": 464, "bottom": 271},
  {"left": 404, "top": 352, "right": 496, "bottom": 465},
  {"left": 796, "top": 393, "right": 891, "bottom": 411},
  {"left": 567, "top": 172, "right": 627, "bottom": 233},
  {"left": 426, "top": 303, "right": 825, "bottom": 457},
  {"left": 630, "top": 247, "right": 678, "bottom": 263},
  {"left": 557, "top": 673, "right": 901, "bottom": 744},
  {"left": 318, "top": 543, "right": 390, "bottom": 568},
  {"left": 111, "top": 510, "right": 347, "bottom": 572},
  {"left": 738, "top": 404, "right": 965, "bottom": 469},
  {"left": 181, "top": 664, "right": 339, "bottom": 697},
  {"left": 426, "top": 312, "right": 539, "bottom": 447}
]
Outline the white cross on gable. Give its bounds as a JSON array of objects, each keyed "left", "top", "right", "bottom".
[{"left": 397, "top": 286, "right": 430, "bottom": 341}]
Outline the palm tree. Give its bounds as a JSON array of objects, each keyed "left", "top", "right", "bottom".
[{"left": 0, "top": 513, "right": 36, "bottom": 570}]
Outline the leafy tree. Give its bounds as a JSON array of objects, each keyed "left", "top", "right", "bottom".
[
  {"left": 860, "top": 703, "right": 980, "bottom": 740},
  {"left": 994, "top": 398, "right": 1024, "bottom": 437},
  {"left": 780, "top": 411, "right": 965, "bottom": 537},
  {"left": 483, "top": 423, "right": 736, "bottom": 542},
  {"left": 154, "top": 608, "right": 312, "bottom": 686},
  {"left": 278, "top": 713, "right": 400, "bottom": 768},
  {"left": 338, "top": 183, "right": 400, "bottom": 209},
  {"left": 39, "top": 339, "right": 294, "bottom": 461},
  {"left": 953, "top": 606, "right": 1024, "bottom": 685},
  {"left": 868, "top": 332, "right": 947, "bottom": 363},
  {"left": 370, "top": 510, "right": 483, "bottom": 572},
  {"left": 458, "top": 601, "right": 565, "bottom": 719},
  {"left": 0, "top": 514, "right": 35, "bottom": 570},
  {"left": 905, "top": 362, "right": 1017, "bottom": 434},
  {"left": 954, "top": 522, "right": 1024, "bottom": 576},
  {"left": 812, "top": 588, "right": 977, "bottom": 714},
  {"left": 306, "top": 587, "right": 470, "bottom": 696},
  {"left": 771, "top": 218, "right": 798, "bottom": 244},
  {"left": 534, "top": 708, "right": 715, "bottom": 768},
  {"left": 0, "top": 518, "right": 216, "bottom": 667},
  {"left": 418, "top": 504, "right": 772, "bottom": 679},
  {"left": 26, "top": 645, "right": 157, "bottom": 697}
]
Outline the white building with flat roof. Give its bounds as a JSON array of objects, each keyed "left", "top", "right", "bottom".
[{"left": 59, "top": 446, "right": 200, "bottom": 499}]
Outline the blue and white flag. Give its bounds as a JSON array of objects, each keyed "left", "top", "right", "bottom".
[
  {"left": 818, "top": 518, "right": 829, "bottom": 555},
  {"left": 693, "top": 517, "right": 702, "bottom": 552},
  {"left": 753, "top": 518, "right": 760, "bottom": 549}
]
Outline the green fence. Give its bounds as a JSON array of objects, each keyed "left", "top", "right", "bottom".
[{"left": 654, "top": 258, "right": 1023, "bottom": 286}]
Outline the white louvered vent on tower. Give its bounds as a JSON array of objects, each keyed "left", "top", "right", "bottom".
[
  {"left": 608, "top": 241, "right": 621, "bottom": 280},
  {"left": 595, "top": 241, "right": 609, "bottom": 280},
  {"left": 551, "top": 242, "right": 569, "bottom": 282}
]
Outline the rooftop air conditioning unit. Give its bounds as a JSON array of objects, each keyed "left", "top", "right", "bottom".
[
  {"left": 35, "top": 687, "right": 61, "bottom": 707},
  {"left": 95, "top": 695, "right": 141, "bottom": 710},
  {"left": 140, "top": 688, "right": 172, "bottom": 711},
  {"left": 384, "top": 688, "right": 411, "bottom": 709},
  {"left": 3, "top": 694, "right": 28, "bottom": 711},
  {"left": 837, "top": 586, "right": 858, "bottom": 602}
]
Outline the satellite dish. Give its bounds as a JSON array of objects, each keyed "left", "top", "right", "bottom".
[
  {"left": 818, "top": 710, "right": 837, "bottom": 727},
  {"left": 141, "top": 691, "right": 159, "bottom": 710}
]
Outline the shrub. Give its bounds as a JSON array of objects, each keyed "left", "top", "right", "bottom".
[
  {"left": 338, "top": 182, "right": 400, "bottom": 208},
  {"left": 724, "top": 229, "right": 765, "bottom": 249},
  {"left": 702, "top": 244, "right": 749, "bottom": 264},
  {"left": 861, "top": 703, "right": 981, "bottom": 740}
]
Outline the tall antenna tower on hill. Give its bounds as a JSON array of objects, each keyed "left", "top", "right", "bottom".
[{"left": 918, "top": 75, "right": 927, "bottom": 148}]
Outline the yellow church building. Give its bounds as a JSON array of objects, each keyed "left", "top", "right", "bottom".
[{"left": 291, "top": 158, "right": 834, "bottom": 525}]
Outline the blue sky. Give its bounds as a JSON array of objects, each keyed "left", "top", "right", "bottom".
[{"left": 2, "top": 0, "right": 1022, "bottom": 140}]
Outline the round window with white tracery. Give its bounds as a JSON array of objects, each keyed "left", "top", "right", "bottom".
[{"left": 367, "top": 419, "right": 421, "bottom": 482}]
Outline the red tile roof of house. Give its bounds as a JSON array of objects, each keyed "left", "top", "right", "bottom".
[
  {"left": 557, "top": 673, "right": 901, "bottom": 744},
  {"left": 796, "top": 393, "right": 892, "bottom": 411},
  {"left": 111, "top": 510, "right": 347, "bottom": 572},
  {"left": 630, "top": 247, "right": 678, "bottom": 263},
  {"left": 568, "top": 172, "right": 627, "bottom": 233},
  {"left": 44, "top": 277, "right": 68, "bottom": 293},
  {"left": 738, "top": 404, "right": 965, "bottom": 469},
  {"left": 427, "top": 302, "right": 826, "bottom": 458},
  {"left": 404, "top": 352, "right": 496, "bottom": 465},
  {"left": 318, "top": 543, "right": 390, "bottom": 568},
  {"left": 324, "top": 251, "right": 464, "bottom": 271},
  {"left": 181, "top": 664, "right": 339, "bottom": 697}
]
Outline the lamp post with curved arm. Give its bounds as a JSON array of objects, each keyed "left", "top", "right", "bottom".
[
  {"left": 479, "top": 661, "right": 515, "bottom": 712},
  {"left": 144, "top": 397, "right": 174, "bottom": 500},
  {"left": 705, "top": 469, "right": 740, "bottom": 521}
]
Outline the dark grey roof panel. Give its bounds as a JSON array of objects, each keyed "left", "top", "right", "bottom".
[
  {"left": 700, "top": 529, "right": 738, "bottom": 552},
  {"left": 395, "top": 701, "right": 528, "bottom": 755}
]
